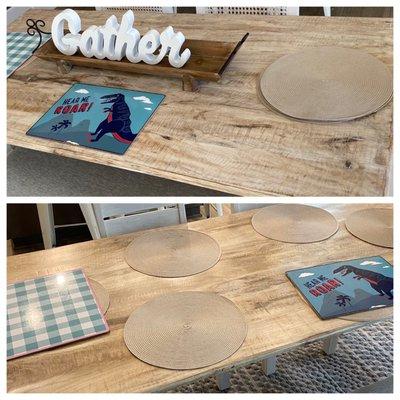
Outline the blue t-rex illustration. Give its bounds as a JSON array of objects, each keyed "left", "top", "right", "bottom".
[
  {"left": 89, "top": 93, "right": 136, "bottom": 144},
  {"left": 333, "top": 265, "right": 393, "bottom": 299}
]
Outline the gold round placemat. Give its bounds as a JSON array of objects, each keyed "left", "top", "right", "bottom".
[
  {"left": 345, "top": 208, "right": 393, "bottom": 248},
  {"left": 124, "top": 291, "right": 247, "bottom": 369},
  {"left": 125, "top": 229, "right": 221, "bottom": 278},
  {"left": 252, "top": 204, "right": 338, "bottom": 243},
  {"left": 88, "top": 278, "right": 110, "bottom": 314},
  {"left": 259, "top": 47, "right": 392, "bottom": 122}
]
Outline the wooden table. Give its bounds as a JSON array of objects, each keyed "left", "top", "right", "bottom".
[
  {"left": 7, "top": 11, "right": 392, "bottom": 196},
  {"left": 7, "top": 204, "right": 392, "bottom": 392}
]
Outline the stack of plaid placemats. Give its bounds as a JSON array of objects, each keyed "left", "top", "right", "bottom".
[
  {"left": 7, "top": 269, "right": 109, "bottom": 360},
  {"left": 7, "top": 32, "right": 51, "bottom": 77}
]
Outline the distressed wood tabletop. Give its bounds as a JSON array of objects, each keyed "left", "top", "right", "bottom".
[
  {"left": 7, "top": 204, "right": 392, "bottom": 392},
  {"left": 7, "top": 11, "right": 392, "bottom": 196}
]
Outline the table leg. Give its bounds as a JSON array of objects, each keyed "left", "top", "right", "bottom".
[
  {"left": 216, "top": 371, "right": 231, "bottom": 391},
  {"left": 261, "top": 355, "right": 277, "bottom": 376},
  {"left": 323, "top": 334, "right": 339, "bottom": 355},
  {"left": 182, "top": 75, "right": 198, "bottom": 92},
  {"left": 56, "top": 60, "right": 73, "bottom": 74}
]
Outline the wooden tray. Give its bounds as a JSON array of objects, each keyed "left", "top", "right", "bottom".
[{"left": 35, "top": 33, "right": 248, "bottom": 91}]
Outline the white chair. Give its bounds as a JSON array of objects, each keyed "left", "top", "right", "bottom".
[
  {"left": 196, "top": 7, "right": 300, "bottom": 16},
  {"left": 230, "top": 204, "right": 270, "bottom": 213},
  {"left": 196, "top": 7, "right": 332, "bottom": 17},
  {"left": 80, "top": 204, "right": 187, "bottom": 239},
  {"left": 214, "top": 204, "right": 224, "bottom": 216},
  {"left": 95, "top": 7, "right": 176, "bottom": 13},
  {"left": 209, "top": 203, "right": 270, "bottom": 216},
  {"left": 37, "top": 203, "right": 90, "bottom": 249},
  {"left": 203, "top": 204, "right": 224, "bottom": 218},
  {"left": 37, "top": 204, "right": 57, "bottom": 249}
]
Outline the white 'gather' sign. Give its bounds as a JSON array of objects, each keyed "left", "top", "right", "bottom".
[{"left": 51, "top": 9, "right": 191, "bottom": 68}]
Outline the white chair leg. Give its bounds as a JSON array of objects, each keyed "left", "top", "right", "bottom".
[
  {"left": 230, "top": 204, "right": 240, "bottom": 214},
  {"left": 323, "top": 7, "right": 331, "bottom": 17},
  {"left": 323, "top": 334, "right": 339, "bottom": 355},
  {"left": 216, "top": 371, "right": 231, "bottom": 390},
  {"left": 261, "top": 355, "right": 277, "bottom": 376},
  {"left": 177, "top": 204, "right": 187, "bottom": 223},
  {"left": 203, "top": 204, "right": 211, "bottom": 218},
  {"left": 287, "top": 7, "right": 300, "bottom": 16},
  {"left": 79, "top": 204, "right": 102, "bottom": 239},
  {"left": 37, "top": 204, "right": 56, "bottom": 249},
  {"left": 215, "top": 204, "right": 224, "bottom": 216}
]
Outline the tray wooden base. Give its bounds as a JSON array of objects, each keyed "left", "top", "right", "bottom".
[{"left": 35, "top": 33, "right": 248, "bottom": 91}]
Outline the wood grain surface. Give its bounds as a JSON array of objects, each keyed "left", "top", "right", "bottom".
[
  {"left": 7, "top": 204, "right": 393, "bottom": 392},
  {"left": 7, "top": 10, "right": 393, "bottom": 196}
]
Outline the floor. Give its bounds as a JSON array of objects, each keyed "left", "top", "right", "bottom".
[
  {"left": 8, "top": 148, "right": 228, "bottom": 197},
  {"left": 171, "top": 319, "right": 393, "bottom": 393}
]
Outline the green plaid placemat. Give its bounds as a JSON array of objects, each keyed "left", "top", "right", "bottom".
[
  {"left": 7, "top": 268, "right": 109, "bottom": 360},
  {"left": 7, "top": 32, "right": 51, "bottom": 77}
]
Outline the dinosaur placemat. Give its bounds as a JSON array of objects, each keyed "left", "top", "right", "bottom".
[
  {"left": 286, "top": 256, "right": 393, "bottom": 320},
  {"left": 338, "top": 304, "right": 392, "bottom": 323},
  {"left": 251, "top": 204, "right": 338, "bottom": 243},
  {"left": 124, "top": 291, "right": 247, "bottom": 369},
  {"left": 346, "top": 208, "right": 393, "bottom": 248},
  {"left": 7, "top": 269, "right": 109, "bottom": 360},
  {"left": 26, "top": 83, "right": 165, "bottom": 155},
  {"left": 125, "top": 228, "right": 221, "bottom": 278},
  {"left": 258, "top": 47, "right": 392, "bottom": 122}
]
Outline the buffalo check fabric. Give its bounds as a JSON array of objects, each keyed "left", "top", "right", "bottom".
[
  {"left": 7, "top": 32, "right": 51, "bottom": 77},
  {"left": 7, "top": 269, "right": 109, "bottom": 360}
]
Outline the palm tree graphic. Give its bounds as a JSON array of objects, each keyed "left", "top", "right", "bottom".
[
  {"left": 58, "top": 120, "right": 71, "bottom": 129},
  {"left": 335, "top": 294, "right": 351, "bottom": 307}
]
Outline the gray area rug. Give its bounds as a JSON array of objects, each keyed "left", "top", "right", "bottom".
[
  {"left": 170, "top": 320, "right": 393, "bottom": 393},
  {"left": 7, "top": 148, "right": 228, "bottom": 197}
]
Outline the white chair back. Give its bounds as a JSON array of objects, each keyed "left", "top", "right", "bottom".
[
  {"left": 230, "top": 204, "right": 271, "bottom": 213},
  {"left": 95, "top": 7, "right": 176, "bottom": 13},
  {"left": 196, "top": 7, "right": 299, "bottom": 16},
  {"left": 80, "top": 204, "right": 186, "bottom": 238}
]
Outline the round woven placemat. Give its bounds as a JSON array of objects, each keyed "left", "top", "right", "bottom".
[
  {"left": 125, "top": 228, "right": 221, "bottom": 278},
  {"left": 259, "top": 47, "right": 392, "bottom": 122},
  {"left": 252, "top": 204, "right": 338, "bottom": 243},
  {"left": 88, "top": 278, "right": 110, "bottom": 314},
  {"left": 124, "top": 291, "right": 247, "bottom": 370},
  {"left": 345, "top": 208, "right": 393, "bottom": 248}
]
